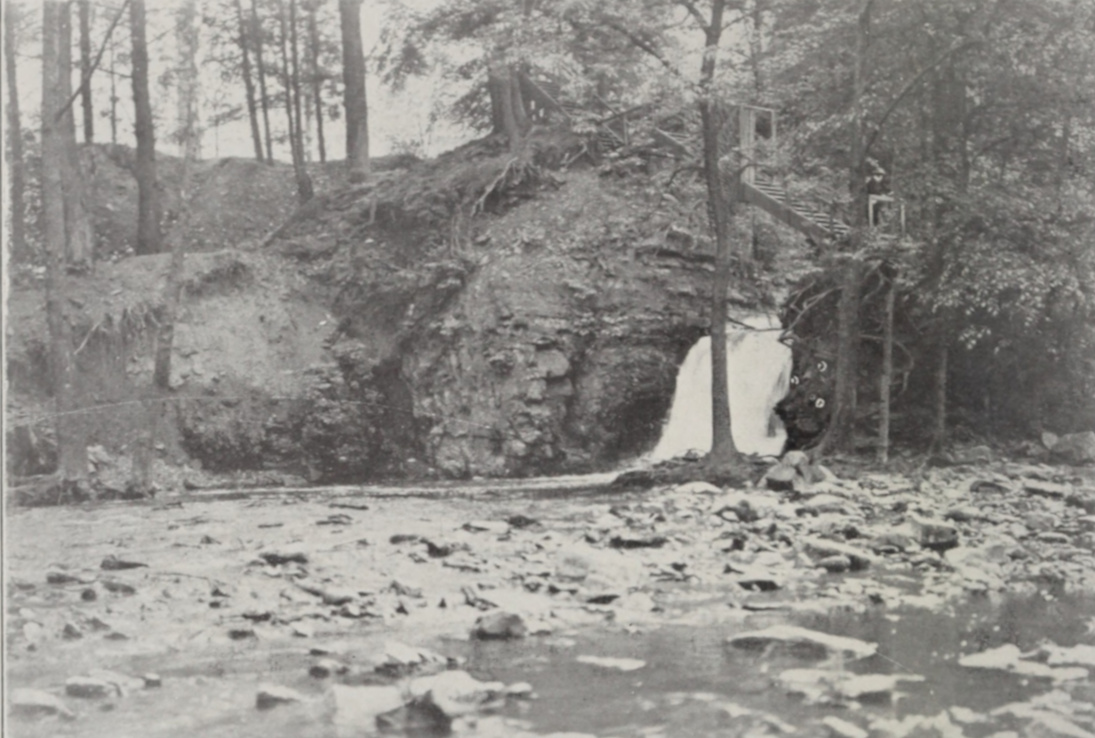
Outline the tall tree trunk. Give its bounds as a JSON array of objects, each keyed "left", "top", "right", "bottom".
[
  {"left": 307, "top": 2, "right": 326, "bottom": 163},
  {"left": 58, "top": 2, "right": 94, "bottom": 268},
  {"left": 878, "top": 267, "right": 896, "bottom": 463},
  {"left": 289, "top": 0, "right": 306, "bottom": 161},
  {"left": 79, "top": 0, "right": 94, "bottom": 142},
  {"left": 5, "top": 1, "right": 27, "bottom": 261},
  {"left": 42, "top": 0, "right": 89, "bottom": 495},
  {"left": 135, "top": 0, "right": 201, "bottom": 494},
  {"left": 279, "top": 0, "right": 314, "bottom": 201},
  {"left": 235, "top": 0, "right": 265, "bottom": 161},
  {"left": 109, "top": 34, "right": 118, "bottom": 144},
  {"left": 339, "top": 0, "right": 369, "bottom": 180},
  {"left": 694, "top": 0, "right": 739, "bottom": 466},
  {"left": 252, "top": 0, "right": 275, "bottom": 162},
  {"left": 130, "top": 0, "right": 161, "bottom": 254},
  {"left": 817, "top": 0, "right": 872, "bottom": 457}
]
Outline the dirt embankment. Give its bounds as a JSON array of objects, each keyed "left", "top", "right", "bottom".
[{"left": 7, "top": 136, "right": 785, "bottom": 488}]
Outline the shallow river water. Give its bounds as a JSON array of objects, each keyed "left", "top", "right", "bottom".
[{"left": 8, "top": 474, "right": 1095, "bottom": 738}]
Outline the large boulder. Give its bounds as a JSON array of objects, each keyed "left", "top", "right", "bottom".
[{"left": 1050, "top": 431, "right": 1095, "bottom": 465}]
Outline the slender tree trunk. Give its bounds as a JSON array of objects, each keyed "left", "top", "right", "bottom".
[
  {"left": 878, "top": 267, "right": 896, "bottom": 463},
  {"left": 59, "top": 3, "right": 94, "bottom": 268},
  {"left": 252, "top": 0, "right": 275, "bottom": 162},
  {"left": 109, "top": 35, "right": 118, "bottom": 144},
  {"left": 130, "top": 0, "right": 161, "bottom": 254},
  {"left": 290, "top": 0, "right": 306, "bottom": 160},
  {"left": 279, "top": 0, "right": 314, "bottom": 201},
  {"left": 817, "top": 0, "right": 872, "bottom": 457},
  {"left": 79, "top": 0, "right": 94, "bottom": 142},
  {"left": 339, "top": 0, "right": 369, "bottom": 180},
  {"left": 235, "top": 0, "right": 265, "bottom": 161},
  {"left": 930, "top": 340, "right": 948, "bottom": 452},
  {"left": 692, "top": 0, "right": 739, "bottom": 466},
  {"left": 307, "top": 2, "right": 326, "bottom": 162},
  {"left": 135, "top": 0, "right": 201, "bottom": 494},
  {"left": 5, "top": 1, "right": 27, "bottom": 261},
  {"left": 42, "top": 1, "right": 89, "bottom": 495}
]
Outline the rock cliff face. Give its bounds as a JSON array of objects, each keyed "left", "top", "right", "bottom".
[
  {"left": 7, "top": 140, "right": 776, "bottom": 482},
  {"left": 398, "top": 172, "right": 715, "bottom": 476}
]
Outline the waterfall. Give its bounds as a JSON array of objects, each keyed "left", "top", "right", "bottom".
[{"left": 651, "top": 315, "right": 791, "bottom": 459}]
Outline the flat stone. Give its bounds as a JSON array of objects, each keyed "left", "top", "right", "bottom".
[
  {"left": 258, "top": 550, "right": 308, "bottom": 565},
  {"left": 407, "top": 670, "right": 506, "bottom": 717},
  {"left": 797, "top": 494, "right": 850, "bottom": 515},
  {"left": 802, "top": 537, "right": 877, "bottom": 571},
  {"left": 608, "top": 534, "right": 667, "bottom": 549},
  {"left": 310, "top": 658, "right": 349, "bottom": 679},
  {"left": 376, "top": 641, "right": 449, "bottom": 677},
  {"left": 65, "top": 676, "right": 115, "bottom": 699},
  {"left": 256, "top": 684, "right": 306, "bottom": 710},
  {"left": 822, "top": 716, "right": 868, "bottom": 738},
  {"left": 462, "top": 520, "right": 510, "bottom": 534},
  {"left": 575, "top": 655, "right": 646, "bottom": 672},
  {"left": 671, "top": 481, "right": 722, "bottom": 496},
  {"left": 10, "top": 689, "right": 75, "bottom": 720},
  {"left": 728, "top": 625, "right": 877, "bottom": 660},
  {"left": 326, "top": 684, "right": 405, "bottom": 728},
  {"left": 1024, "top": 480, "right": 1074, "bottom": 499}
]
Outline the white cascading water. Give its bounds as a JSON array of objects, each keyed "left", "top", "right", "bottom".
[{"left": 651, "top": 315, "right": 792, "bottom": 459}]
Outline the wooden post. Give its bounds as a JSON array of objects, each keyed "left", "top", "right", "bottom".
[{"left": 739, "top": 105, "right": 755, "bottom": 184}]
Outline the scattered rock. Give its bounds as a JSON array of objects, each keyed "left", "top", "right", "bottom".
[
  {"left": 376, "top": 641, "right": 449, "bottom": 677},
  {"left": 375, "top": 699, "right": 452, "bottom": 735},
  {"left": 765, "top": 463, "right": 798, "bottom": 492},
  {"left": 101, "top": 580, "right": 136, "bottom": 595},
  {"left": 326, "top": 684, "right": 405, "bottom": 728},
  {"left": 462, "top": 520, "right": 510, "bottom": 534},
  {"left": 728, "top": 625, "right": 877, "bottom": 661},
  {"left": 256, "top": 684, "right": 306, "bottom": 710},
  {"left": 909, "top": 517, "right": 959, "bottom": 552},
  {"left": 959, "top": 644, "right": 1089, "bottom": 682},
  {"left": 817, "top": 555, "right": 852, "bottom": 573},
  {"left": 506, "top": 514, "right": 540, "bottom": 529},
  {"left": 65, "top": 676, "right": 115, "bottom": 699},
  {"left": 970, "top": 478, "right": 1012, "bottom": 494},
  {"left": 310, "top": 658, "right": 349, "bottom": 679},
  {"left": 671, "top": 481, "right": 722, "bottom": 495},
  {"left": 47, "top": 571, "right": 87, "bottom": 585},
  {"left": 100, "top": 556, "right": 148, "bottom": 571},
  {"left": 1024, "top": 480, "right": 1073, "bottom": 499},
  {"left": 407, "top": 670, "right": 506, "bottom": 717},
  {"left": 575, "top": 655, "right": 646, "bottom": 672},
  {"left": 821, "top": 715, "right": 869, "bottom": 738},
  {"left": 142, "top": 674, "right": 162, "bottom": 688},
  {"left": 471, "top": 611, "right": 527, "bottom": 640},
  {"left": 1050, "top": 431, "right": 1095, "bottom": 465},
  {"left": 609, "top": 534, "right": 667, "bottom": 549},
  {"left": 259, "top": 550, "right": 308, "bottom": 566},
  {"left": 802, "top": 537, "right": 877, "bottom": 571},
  {"left": 10, "top": 688, "right": 75, "bottom": 720}
]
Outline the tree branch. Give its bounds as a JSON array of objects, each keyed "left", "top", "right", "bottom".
[
  {"left": 864, "top": 39, "right": 979, "bottom": 156},
  {"left": 53, "top": 0, "right": 131, "bottom": 124},
  {"left": 676, "top": 0, "right": 708, "bottom": 31}
]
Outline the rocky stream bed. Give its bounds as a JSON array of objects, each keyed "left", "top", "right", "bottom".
[{"left": 7, "top": 456, "right": 1095, "bottom": 738}]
